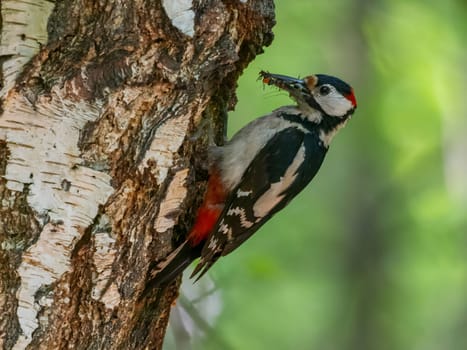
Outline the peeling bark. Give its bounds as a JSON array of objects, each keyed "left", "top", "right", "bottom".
[{"left": 0, "top": 1, "right": 275, "bottom": 349}]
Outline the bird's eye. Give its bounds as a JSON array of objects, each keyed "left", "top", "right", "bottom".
[{"left": 319, "top": 85, "right": 331, "bottom": 96}]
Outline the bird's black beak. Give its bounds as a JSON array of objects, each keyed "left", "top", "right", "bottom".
[{"left": 260, "top": 71, "right": 317, "bottom": 96}]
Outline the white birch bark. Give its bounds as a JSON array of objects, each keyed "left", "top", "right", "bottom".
[{"left": 0, "top": 1, "right": 275, "bottom": 348}]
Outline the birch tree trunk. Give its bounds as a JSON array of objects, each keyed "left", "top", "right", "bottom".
[{"left": 0, "top": 1, "right": 274, "bottom": 349}]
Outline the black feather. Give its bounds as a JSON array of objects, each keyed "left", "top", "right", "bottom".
[
  {"left": 192, "top": 122, "right": 327, "bottom": 279},
  {"left": 315, "top": 74, "right": 353, "bottom": 96}
]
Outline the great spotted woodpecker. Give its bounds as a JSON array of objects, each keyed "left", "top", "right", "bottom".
[{"left": 149, "top": 71, "right": 357, "bottom": 286}]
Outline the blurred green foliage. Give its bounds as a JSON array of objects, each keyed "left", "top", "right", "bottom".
[{"left": 188, "top": 1, "right": 467, "bottom": 349}]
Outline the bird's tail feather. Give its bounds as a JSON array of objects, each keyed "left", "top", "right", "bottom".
[{"left": 143, "top": 241, "right": 201, "bottom": 292}]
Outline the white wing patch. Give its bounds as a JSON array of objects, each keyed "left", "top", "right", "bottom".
[
  {"left": 220, "top": 108, "right": 306, "bottom": 191},
  {"left": 208, "top": 237, "right": 219, "bottom": 250},
  {"left": 227, "top": 207, "right": 254, "bottom": 228},
  {"left": 253, "top": 143, "right": 306, "bottom": 219},
  {"left": 237, "top": 188, "right": 253, "bottom": 197},
  {"left": 219, "top": 221, "right": 233, "bottom": 240}
]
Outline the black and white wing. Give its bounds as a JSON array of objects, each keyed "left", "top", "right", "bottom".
[{"left": 191, "top": 126, "right": 327, "bottom": 279}]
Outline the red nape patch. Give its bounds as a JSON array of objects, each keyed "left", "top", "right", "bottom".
[
  {"left": 187, "top": 170, "right": 227, "bottom": 246},
  {"left": 345, "top": 89, "right": 357, "bottom": 108}
]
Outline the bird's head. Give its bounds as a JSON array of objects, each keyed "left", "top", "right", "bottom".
[{"left": 260, "top": 71, "right": 357, "bottom": 120}]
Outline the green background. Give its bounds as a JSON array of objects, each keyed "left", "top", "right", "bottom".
[{"left": 167, "top": 0, "right": 467, "bottom": 349}]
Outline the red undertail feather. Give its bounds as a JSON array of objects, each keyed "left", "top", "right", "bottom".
[
  {"left": 188, "top": 169, "right": 227, "bottom": 246},
  {"left": 144, "top": 169, "right": 228, "bottom": 288}
]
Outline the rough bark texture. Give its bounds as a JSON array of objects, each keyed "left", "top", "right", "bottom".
[{"left": 0, "top": 1, "right": 275, "bottom": 349}]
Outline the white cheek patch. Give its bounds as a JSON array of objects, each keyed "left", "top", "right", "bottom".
[{"left": 316, "top": 91, "right": 353, "bottom": 117}]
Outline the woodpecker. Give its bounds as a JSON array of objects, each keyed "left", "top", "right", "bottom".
[{"left": 149, "top": 71, "right": 357, "bottom": 287}]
